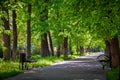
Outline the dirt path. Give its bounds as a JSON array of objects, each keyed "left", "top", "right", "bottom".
[{"left": 5, "top": 52, "right": 108, "bottom": 80}]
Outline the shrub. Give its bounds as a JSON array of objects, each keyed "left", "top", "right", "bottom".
[{"left": 106, "top": 67, "right": 119, "bottom": 80}]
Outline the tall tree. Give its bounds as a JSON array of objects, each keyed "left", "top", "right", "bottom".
[
  {"left": 12, "top": 0, "right": 17, "bottom": 61},
  {"left": 40, "top": 0, "right": 50, "bottom": 57},
  {"left": 63, "top": 37, "right": 68, "bottom": 58},
  {"left": 27, "top": 4, "right": 32, "bottom": 59},
  {"left": 1, "top": 8, "right": 11, "bottom": 61}
]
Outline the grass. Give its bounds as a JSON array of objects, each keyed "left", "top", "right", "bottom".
[
  {"left": 106, "top": 67, "right": 119, "bottom": 80},
  {"left": 31, "top": 54, "right": 79, "bottom": 67},
  {"left": 0, "top": 59, "right": 23, "bottom": 79},
  {"left": 0, "top": 70, "right": 23, "bottom": 80}
]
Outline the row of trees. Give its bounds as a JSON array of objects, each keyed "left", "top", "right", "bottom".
[{"left": 0, "top": 0, "right": 120, "bottom": 68}]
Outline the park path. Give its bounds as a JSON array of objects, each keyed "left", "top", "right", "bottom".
[{"left": 5, "top": 52, "right": 108, "bottom": 80}]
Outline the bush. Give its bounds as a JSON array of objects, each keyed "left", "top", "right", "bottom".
[{"left": 106, "top": 67, "right": 119, "bottom": 80}]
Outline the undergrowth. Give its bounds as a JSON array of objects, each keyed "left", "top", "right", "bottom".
[
  {"left": 0, "top": 59, "right": 23, "bottom": 79},
  {"left": 106, "top": 67, "right": 119, "bottom": 80}
]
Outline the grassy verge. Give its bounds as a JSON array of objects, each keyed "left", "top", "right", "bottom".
[
  {"left": 31, "top": 54, "right": 80, "bottom": 67},
  {"left": 0, "top": 55, "right": 78, "bottom": 79},
  {"left": 0, "top": 70, "right": 23, "bottom": 80},
  {"left": 0, "top": 53, "right": 89, "bottom": 79},
  {"left": 106, "top": 67, "right": 119, "bottom": 80}
]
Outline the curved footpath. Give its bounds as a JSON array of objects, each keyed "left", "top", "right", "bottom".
[{"left": 5, "top": 52, "right": 108, "bottom": 80}]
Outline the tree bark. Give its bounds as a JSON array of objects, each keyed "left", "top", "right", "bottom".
[
  {"left": 80, "top": 46, "right": 84, "bottom": 54},
  {"left": 57, "top": 37, "right": 62, "bottom": 57},
  {"left": 1, "top": 8, "right": 11, "bottom": 61},
  {"left": 69, "top": 39, "right": 73, "bottom": 55},
  {"left": 57, "top": 45, "right": 61, "bottom": 57},
  {"left": 41, "top": 33, "right": 50, "bottom": 57},
  {"left": 110, "top": 36, "right": 120, "bottom": 68},
  {"left": 63, "top": 37, "right": 68, "bottom": 58},
  {"left": 12, "top": 0, "right": 17, "bottom": 61},
  {"left": 40, "top": 0, "right": 50, "bottom": 57},
  {"left": 27, "top": 4, "right": 32, "bottom": 59},
  {"left": 48, "top": 31, "right": 54, "bottom": 56},
  {"left": 105, "top": 40, "right": 112, "bottom": 67},
  {"left": 12, "top": 10, "right": 17, "bottom": 61}
]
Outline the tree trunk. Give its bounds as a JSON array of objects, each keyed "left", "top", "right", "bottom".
[
  {"left": 40, "top": 0, "right": 50, "bottom": 57},
  {"left": 69, "top": 38, "right": 73, "bottom": 55},
  {"left": 27, "top": 4, "right": 31, "bottom": 59},
  {"left": 57, "top": 45, "right": 61, "bottom": 57},
  {"left": 80, "top": 46, "right": 84, "bottom": 54},
  {"left": 48, "top": 31, "right": 54, "bottom": 56},
  {"left": 76, "top": 39, "right": 79, "bottom": 54},
  {"left": 110, "top": 36, "right": 120, "bottom": 68},
  {"left": 63, "top": 37, "right": 68, "bottom": 58},
  {"left": 105, "top": 40, "right": 111, "bottom": 56},
  {"left": 1, "top": 8, "right": 11, "bottom": 61},
  {"left": 12, "top": 0, "right": 17, "bottom": 61},
  {"left": 56, "top": 36, "right": 62, "bottom": 57},
  {"left": 12, "top": 9, "right": 17, "bottom": 61},
  {"left": 41, "top": 33, "right": 50, "bottom": 57},
  {"left": 105, "top": 40, "right": 112, "bottom": 67}
]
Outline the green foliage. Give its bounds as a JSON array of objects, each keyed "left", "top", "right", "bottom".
[
  {"left": 0, "top": 59, "right": 23, "bottom": 79},
  {"left": 0, "top": 70, "right": 22, "bottom": 80},
  {"left": 106, "top": 67, "right": 119, "bottom": 80},
  {"left": 0, "top": 0, "right": 119, "bottom": 69}
]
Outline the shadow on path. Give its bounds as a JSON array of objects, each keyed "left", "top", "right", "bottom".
[{"left": 5, "top": 52, "right": 108, "bottom": 80}]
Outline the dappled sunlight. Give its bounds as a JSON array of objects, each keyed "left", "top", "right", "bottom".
[{"left": 38, "top": 53, "right": 103, "bottom": 72}]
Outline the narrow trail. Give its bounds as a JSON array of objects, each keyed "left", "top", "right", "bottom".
[{"left": 5, "top": 52, "right": 108, "bottom": 80}]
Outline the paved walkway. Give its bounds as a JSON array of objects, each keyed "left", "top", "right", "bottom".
[{"left": 5, "top": 52, "right": 108, "bottom": 80}]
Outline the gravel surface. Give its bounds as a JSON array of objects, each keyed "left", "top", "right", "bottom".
[{"left": 5, "top": 52, "right": 108, "bottom": 80}]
